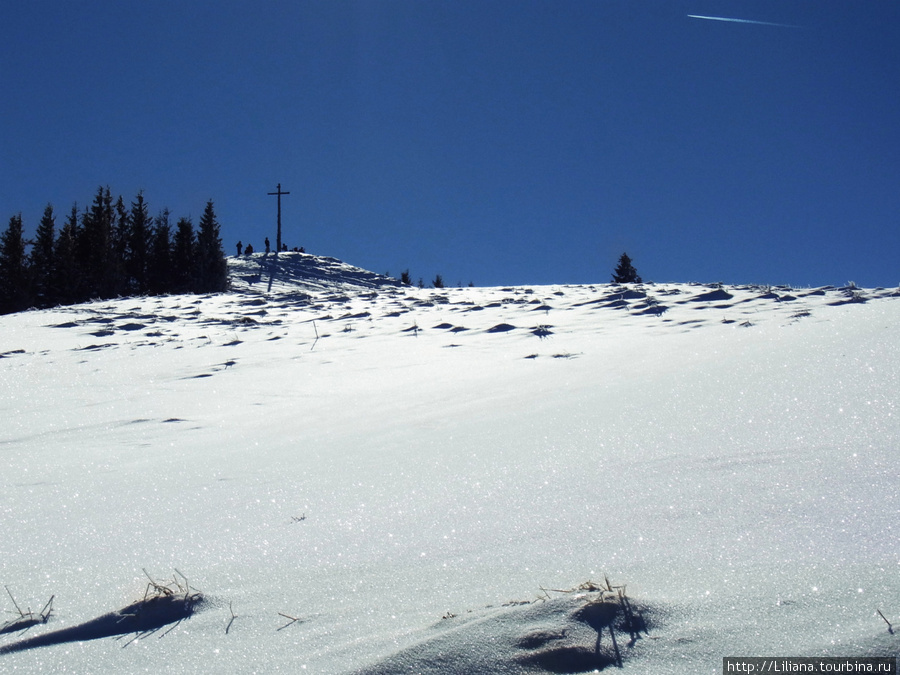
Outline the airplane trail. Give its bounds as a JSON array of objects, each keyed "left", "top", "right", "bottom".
[{"left": 687, "top": 14, "right": 800, "bottom": 28}]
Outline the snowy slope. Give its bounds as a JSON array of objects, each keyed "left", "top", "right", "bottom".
[{"left": 1, "top": 252, "right": 898, "bottom": 673}]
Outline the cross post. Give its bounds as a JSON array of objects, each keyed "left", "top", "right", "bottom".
[{"left": 267, "top": 183, "right": 291, "bottom": 253}]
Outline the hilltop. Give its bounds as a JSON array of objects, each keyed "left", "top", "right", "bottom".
[{"left": 228, "top": 251, "right": 402, "bottom": 295}]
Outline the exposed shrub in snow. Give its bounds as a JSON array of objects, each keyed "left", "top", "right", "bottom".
[{"left": 0, "top": 571, "right": 203, "bottom": 655}]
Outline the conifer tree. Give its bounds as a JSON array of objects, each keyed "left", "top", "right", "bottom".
[
  {"left": 30, "top": 204, "right": 57, "bottom": 307},
  {"left": 79, "top": 186, "right": 116, "bottom": 298},
  {"left": 147, "top": 208, "right": 173, "bottom": 295},
  {"left": 171, "top": 216, "right": 195, "bottom": 294},
  {"left": 109, "top": 194, "right": 129, "bottom": 297},
  {"left": 611, "top": 252, "right": 642, "bottom": 284},
  {"left": 127, "top": 191, "right": 151, "bottom": 294},
  {"left": 53, "top": 205, "right": 81, "bottom": 305},
  {"left": 0, "top": 214, "right": 29, "bottom": 314},
  {"left": 194, "top": 200, "right": 228, "bottom": 293}
]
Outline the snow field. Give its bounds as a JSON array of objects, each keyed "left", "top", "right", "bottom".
[{"left": 1, "top": 253, "right": 897, "bottom": 672}]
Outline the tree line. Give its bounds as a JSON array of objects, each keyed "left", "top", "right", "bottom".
[{"left": 0, "top": 187, "right": 228, "bottom": 315}]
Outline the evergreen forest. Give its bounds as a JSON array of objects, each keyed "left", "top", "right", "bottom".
[{"left": 0, "top": 187, "right": 228, "bottom": 315}]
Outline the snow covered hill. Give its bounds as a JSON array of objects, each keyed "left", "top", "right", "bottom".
[{"left": 1, "top": 252, "right": 898, "bottom": 673}]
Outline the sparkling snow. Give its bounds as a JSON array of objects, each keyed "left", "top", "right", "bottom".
[{"left": 1, "top": 253, "right": 898, "bottom": 673}]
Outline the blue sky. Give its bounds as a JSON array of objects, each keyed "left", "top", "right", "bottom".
[{"left": 2, "top": 1, "right": 898, "bottom": 287}]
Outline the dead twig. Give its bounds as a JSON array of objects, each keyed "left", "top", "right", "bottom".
[
  {"left": 5, "top": 587, "right": 24, "bottom": 618},
  {"left": 157, "top": 619, "right": 184, "bottom": 640},
  {"left": 173, "top": 569, "right": 195, "bottom": 600},
  {"left": 877, "top": 609, "right": 894, "bottom": 634},
  {"left": 1, "top": 587, "right": 54, "bottom": 636},
  {"left": 277, "top": 612, "right": 301, "bottom": 631},
  {"left": 225, "top": 602, "right": 237, "bottom": 635},
  {"left": 118, "top": 626, "right": 164, "bottom": 648},
  {"left": 143, "top": 569, "right": 174, "bottom": 601}
]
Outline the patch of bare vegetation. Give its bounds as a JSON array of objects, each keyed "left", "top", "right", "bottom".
[
  {"left": 0, "top": 570, "right": 203, "bottom": 655},
  {"left": 0, "top": 587, "right": 53, "bottom": 637}
]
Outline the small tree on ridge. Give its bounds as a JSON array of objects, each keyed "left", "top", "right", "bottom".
[{"left": 611, "top": 252, "right": 642, "bottom": 284}]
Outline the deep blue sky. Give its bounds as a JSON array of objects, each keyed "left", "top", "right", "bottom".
[{"left": 2, "top": 1, "right": 898, "bottom": 287}]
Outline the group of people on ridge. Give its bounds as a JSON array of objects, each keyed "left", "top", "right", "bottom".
[{"left": 235, "top": 238, "right": 304, "bottom": 256}]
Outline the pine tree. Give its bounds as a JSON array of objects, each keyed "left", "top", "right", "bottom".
[
  {"left": 171, "top": 216, "right": 195, "bottom": 294},
  {"left": 53, "top": 205, "right": 81, "bottom": 305},
  {"left": 611, "top": 252, "right": 642, "bottom": 284},
  {"left": 147, "top": 208, "right": 173, "bottom": 295},
  {"left": 30, "top": 204, "right": 57, "bottom": 307},
  {"left": 194, "top": 200, "right": 228, "bottom": 293},
  {"left": 127, "top": 191, "right": 151, "bottom": 294},
  {"left": 110, "top": 194, "right": 129, "bottom": 297},
  {"left": 0, "top": 214, "right": 29, "bottom": 314},
  {"left": 79, "top": 186, "right": 115, "bottom": 298}
]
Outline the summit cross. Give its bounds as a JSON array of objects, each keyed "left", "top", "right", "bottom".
[{"left": 267, "top": 183, "right": 290, "bottom": 253}]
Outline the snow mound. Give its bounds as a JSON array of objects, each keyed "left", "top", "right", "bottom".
[{"left": 355, "top": 584, "right": 654, "bottom": 675}]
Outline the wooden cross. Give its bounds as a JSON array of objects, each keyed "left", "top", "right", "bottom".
[{"left": 267, "top": 183, "right": 290, "bottom": 252}]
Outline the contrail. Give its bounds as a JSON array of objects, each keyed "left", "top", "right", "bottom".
[{"left": 687, "top": 14, "right": 800, "bottom": 28}]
